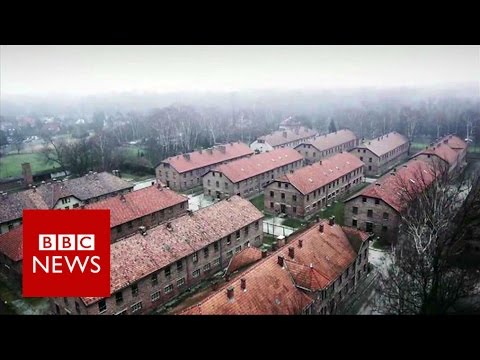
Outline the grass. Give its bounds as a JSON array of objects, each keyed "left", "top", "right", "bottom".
[
  {"left": 0, "top": 278, "right": 18, "bottom": 314},
  {"left": 281, "top": 217, "right": 303, "bottom": 228},
  {"left": 262, "top": 234, "right": 276, "bottom": 246},
  {"left": 318, "top": 201, "right": 345, "bottom": 225},
  {"left": 249, "top": 194, "right": 265, "bottom": 211},
  {"left": 119, "top": 146, "right": 149, "bottom": 161},
  {"left": 0, "top": 152, "right": 58, "bottom": 179}
]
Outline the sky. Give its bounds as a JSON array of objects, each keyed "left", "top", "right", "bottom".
[{"left": 1, "top": 45, "right": 479, "bottom": 96}]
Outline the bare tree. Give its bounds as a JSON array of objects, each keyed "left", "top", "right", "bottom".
[{"left": 376, "top": 159, "right": 480, "bottom": 314}]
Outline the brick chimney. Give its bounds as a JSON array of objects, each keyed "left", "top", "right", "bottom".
[
  {"left": 22, "top": 163, "right": 33, "bottom": 186},
  {"left": 329, "top": 216, "right": 335, "bottom": 226},
  {"left": 240, "top": 278, "right": 246, "bottom": 291},
  {"left": 298, "top": 239, "right": 303, "bottom": 248},
  {"left": 227, "top": 286, "right": 234, "bottom": 300},
  {"left": 319, "top": 223, "right": 324, "bottom": 232},
  {"left": 283, "top": 131, "right": 288, "bottom": 138},
  {"left": 277, "top": 256, "right": 284, "bottom": 267},
  {"left": 218, "top": 145, "right": 226, "bottom": 153},
  {"left": 261, "top": 249, "right": 268, "bottom": 258},
  {"left": 288, "top": 247, "right": 295, "bottom": 259},
  {"left": 183, "top": 153, "right": 191, "bottom": 161}
]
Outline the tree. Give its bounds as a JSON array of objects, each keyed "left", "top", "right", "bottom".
[
  {"left": 0, "top": 130, "right": 7, "bottom": 147},
  {"left": 375, "top": 160, "right": 479, "bottom": 314},
  {"left": 328, "top": 118, "right": 337, "bottom": 133},
  {"left": 11, "top": 129, "right": 25, "bottom": 154},
  {"left": 39, "top": 134, "right": 69, "bottom": 176}
]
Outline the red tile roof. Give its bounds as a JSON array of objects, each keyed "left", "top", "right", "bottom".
[
  {"left": 299, "top": 129, "right": 357, "bottom": 152},
  {"left": 226, "top": 246, "right": 263, "bottom": 274},
  {"left": 180, "top": 221, "right": 369, "bottom": 315},
  {"left": 412, "top": 135, "right": 466, "bottom": 166},
  {"left": 210, "top": 148, "right": 304, "bottom": 183},
  {"left": 0, "top": 190, "right": 49, "bottom": 224},
  {"left": 81, "top": 195, "right": 263, "bottom": 306},
  {"left": 160, "top": 142, "right": 253, "bottom": 174},
  {"left": 0, "top": 226, "right": 23, "bottom": 262},
  {"left": 357, "top": 131, "right": 409, "bottom": 157},
  {"left": 258, "top": 127, "right": 317, "bottom": 147},
  {"left": 441, "top": 135, "right": 467, "bottom": 150},
  {"left": 276, "top": 152, "right": 364, "bottom": 195},
  {"left": 346, "top": 158, "right": 436, "bottom": 212},
  {"left": 84, "top": 185, "right": 188, "bottom": 228}
]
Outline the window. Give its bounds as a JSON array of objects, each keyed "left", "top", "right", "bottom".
[
  {"left": 164, "top": 284, "right": 173, "bottom": 294},
  {"left": 284, "top": 183, "right": 288, "bottom": 189},
  {"left": 353, "top": 206, "right": 358, "bottom": 214},
  {"left": 216, "top": 181, "right": 219, "bottom": 187},
  {"left": 362, "top": 197, "right": 367, "bottom": 203},
  {"left": 369, "top": 158, "right": 372, "bottom": 163},
  {"left": 177, "top": 260, "right": 183, "bottom": 271},
  {"left": 270, "top": 202, "right": 274, "bottom": 209},
  {"left": 64, "top": 297, "right": 69, "bottom": 305},
  {"left": 368, "top": 166, "right": 372, "bottom": 171},
  {"left": 367, "top": 210, "right": 373, "bottom": 218},
  {"left": 192, "top": 269, "right": 200, "bottom": 278},
  {"left": 363, "top": 149, "right": 366, "bottom": 153},
  {"left": 192, "top": 252, "right": 198, "bottom": 263},
  {"left": 236, "top": 230, "right": 240, "bottom": 240},
  {"left": 127, "top": 221, "right": 133, "bottom": 229},
  {"left": 164, "top": 266, "right": 171, "bottom": 277},
  {"left": 292, "top": 194, "right": 297, "bottom": 201},
  {"left": 115, "top": 291, "right": 123, "bottom": 305},
  {"left": 375, "top": 199, "right": 380, "bottom": 205},
  {"left": 98, "top": 300, "right": 107, "bottom": 313},
  {"left": 226, "top": 235, "right": 231, "bottom": 245},
  {"left": 207, "top": 179, "right": 211, "bottom": 186},
  {"left": 270, "top": 191, "right": 274, "bottom": 197},
  {"left": 75, "top": 301, "right": 81, "bottom": 314},
  {"left": 366, "top": 222, "right": 374, "bottom": 232},
  {"left": 175, "top": 277, "right": 185, "bottom": 287},
  {"left": 254, "top": 221, "right": 259, "bottom": 230},
  {"left": 383, "top": 212, "right": 389, "bottom": 220},
  {"left": 225, "top": 182, "right": 228, "bottom": 189},
  {"left": 131, "top": 283, "right": 139, "bottom": 297},
  {"left": 151, "top": 291, "right": 160, "bottom": 302},
  {"left": 244, "top": 225, "right": 249, "bottom": 236},
  {"left": 151, "top": 273, "right": 158, "bottom": 286},
  {"left": 203, "top": 247, "right": 209, "bottom": 258},
  {"left": 278, "top": 183, "right": 281, "bottom": 188},
  {"left": 72, "top": 203, "right": 79, "bottom": 208},
  {"left": 382, "top": 225, "right": 388, "bottom": 232},
  {"left": 235, "top": 245, "right": 241, "bottom": 253},
  {"left": 227, "top": 250, "right": 233, "bottom": 258},
  {"left": 293, "top": 206, "right": 296, "bottom": 214},
  {"left": 360, "top": 156, "right": 363, "bottom": 161},
  {"left": 203, "top": 263, "right": 211, "bottom": 272},
  {"left": 131, "top": 301, "right": 142, "bottom": 313},
  {"left": 214, "top": 241, "right": 219, "bottom": 252},
  {"left": 352, "top": 219, "right": 357, "bottom": 227},
  {"left": 306, "top": 195, "right": 310, "bottom": 201},
  {"left": 281, "top": 193, "right": 285, "bottom": 200}
]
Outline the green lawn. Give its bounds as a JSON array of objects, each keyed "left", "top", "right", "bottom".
[
  {"left": 282, "top": 218, "right": 304, "bottom": 228},
  {"left": 250, "top": 194, "right": 265, "bottom": 211},
  {"left": 318, "top": 201, "right": 345, "bottom": 225},
  {"left": 0, "top": 153, "right": 58, "bottom": 179},
  {"left": 119, "top": 146, "right": 149, "bottom": 162}
]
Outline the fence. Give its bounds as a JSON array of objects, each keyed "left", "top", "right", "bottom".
[{"left": 263, "top": 222, "right": 296, "bottom": 237}]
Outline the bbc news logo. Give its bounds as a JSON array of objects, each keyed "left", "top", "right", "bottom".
[{"left": 23, "top": 209, "right": 110, "bottom": 297}]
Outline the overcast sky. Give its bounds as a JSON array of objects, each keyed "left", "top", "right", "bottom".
[{"left": 1, "top": 45, "right": 479, "bottom": 96}]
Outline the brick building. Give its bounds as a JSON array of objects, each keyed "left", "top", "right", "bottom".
[
  {"left": 0, "top": 226, "right": 23, "bottom": 288},
  {"left": 155, "top": 142, "right": 253, "bottom": 191},
  {"left": 202, "top": 148, "right": 304, "bottom": 199},
  {"left": 52, "top": 196, "right": 263, "bottom": 315},
  {"left": 0, "top": 171, "right": 132, "bottom": 234},
  {"left": 180, "top": 217, "right": 371, "bottom": 315},
  {"left": 250, "top": 127, "right": 317, "bottom": 153},
  {"left": 264, "top": 152, "right": 364, "bottom": 218},
  {"left": 294, "top": 129, "right": 358, "bottom": 164},
  {"left": 410, "top": 134, "right": 468, "bottom": 174},
  {"left": 349, "top": 131, "right": 409, "bottom": 176},
  {"left": 84, "top": 184, "right": 188, "bottom": 242},
  {"left": 344, "top": 158, "right": 436, "bottom": 243}
]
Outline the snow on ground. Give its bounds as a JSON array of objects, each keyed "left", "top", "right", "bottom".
[
  {"left": 364, "top": 177, "right": 377, "bottom": 184},
  {"left": 188, "top": 193, "right": 216, "bottom": 212},
  {"left": 133, "top": 178, "right": 156, "bottom": 191}
]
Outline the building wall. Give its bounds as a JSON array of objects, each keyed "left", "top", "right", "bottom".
[
  {"left": 57, "top": 219, "right": 263, "bottom": 315},
  {"left": 250, "top": 140, "right": 274, "bottom": 153},
  {"left": 310, "top": 238, "right": 370, "bottom": 315},
  {"left": 295, "top": 139, "right": 357, "bottom": 164},
  {"left": 344, "top": 196, "right": 401, "bottom": 243},
  {"left": 264, "top": 166, "right": 364, "bottom": 219},
  {"left": 350, "top": 143, "right": 409, "bottom": 176},
  {"left": 53, "top": 188, "right": 133, "bottom": 210},
  {"left": 111, "top": 200, "right": 188, "bottom": 242},
  {"left": 0, "top": 219, "right": 21, "bottom": 235},
  {"left": 202, "top": 160, "right": 304, "bottom": 200}
]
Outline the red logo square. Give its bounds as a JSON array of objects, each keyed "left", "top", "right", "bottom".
[{"left": 22, "top": 209, "right": 110, "bottom": 297}]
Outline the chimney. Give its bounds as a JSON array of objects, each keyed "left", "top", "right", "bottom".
[
  {"left": 80, "top": 204, "right": 85, "bottom": 209},
  {"left": 277, "top": 235, "right": 285, "bottom": 247},
  {"left": 218, "top": 145, "right": 226, "bottom": 153},
  {"left": 166, "top": 222, "right": 173, "bottom": 231},
  {"left": 444, "top": 139, "right": 448, "bottom": 144},
  {"left": 32, "top": 185, "right": 36, "bottom": 193},
  {"left": 329, "top": 216, "right": 335, "bottom": 226},
  {"left": 375, "top": 183, "right": 381, "bottom": 186},
  {"left": 120, "top": 194, "right": 126, "bottom": 202},
  {"left": 227, "top": 286, "right": 234, "bottom": 300},
  {"left": 319, "top": 223, "right": 324, "bottom": 232},
  {"left": 183, "top": 153, "right": 191, "bottom": 161},
  {"left": 198, "top": 148, "right": 202, "bottom": 154},
  {"left": 22, "top": 163, "right": 33, "bottom": 186},
  {"left": 289, "top": 169, "right": 294, "bottom": 174},
  {"left": 139, "top": 226, "right": 147, "bottom": 235},
  {"left": 271, "top": 241, "right": 278, "bottom": 251},
  {"left": 261, "top": 249, "right": 268, "bottom": 258},
  {"left": 240, "top": 278, "right": 246, "bottom": 291},
  {"left": 207, "top": 148, "right": 213, "bottom": 154},
  {"left": 288, "top": 247, "right": 295, "bottom": 259},
  {"left": 187, "top": 210, "right": 193, "bottom": 216},
  {"left": 277, "top": 256, "right": 284, "bottom": 267},
  {"left": 298, "top": 239, "right": 303, "bottom": 248},
  {"left": 283, "top": 131, "right": 288, "bottom": 138},
  {"left": 319, "top": 160, "right": 322, "bottom": 165}
]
